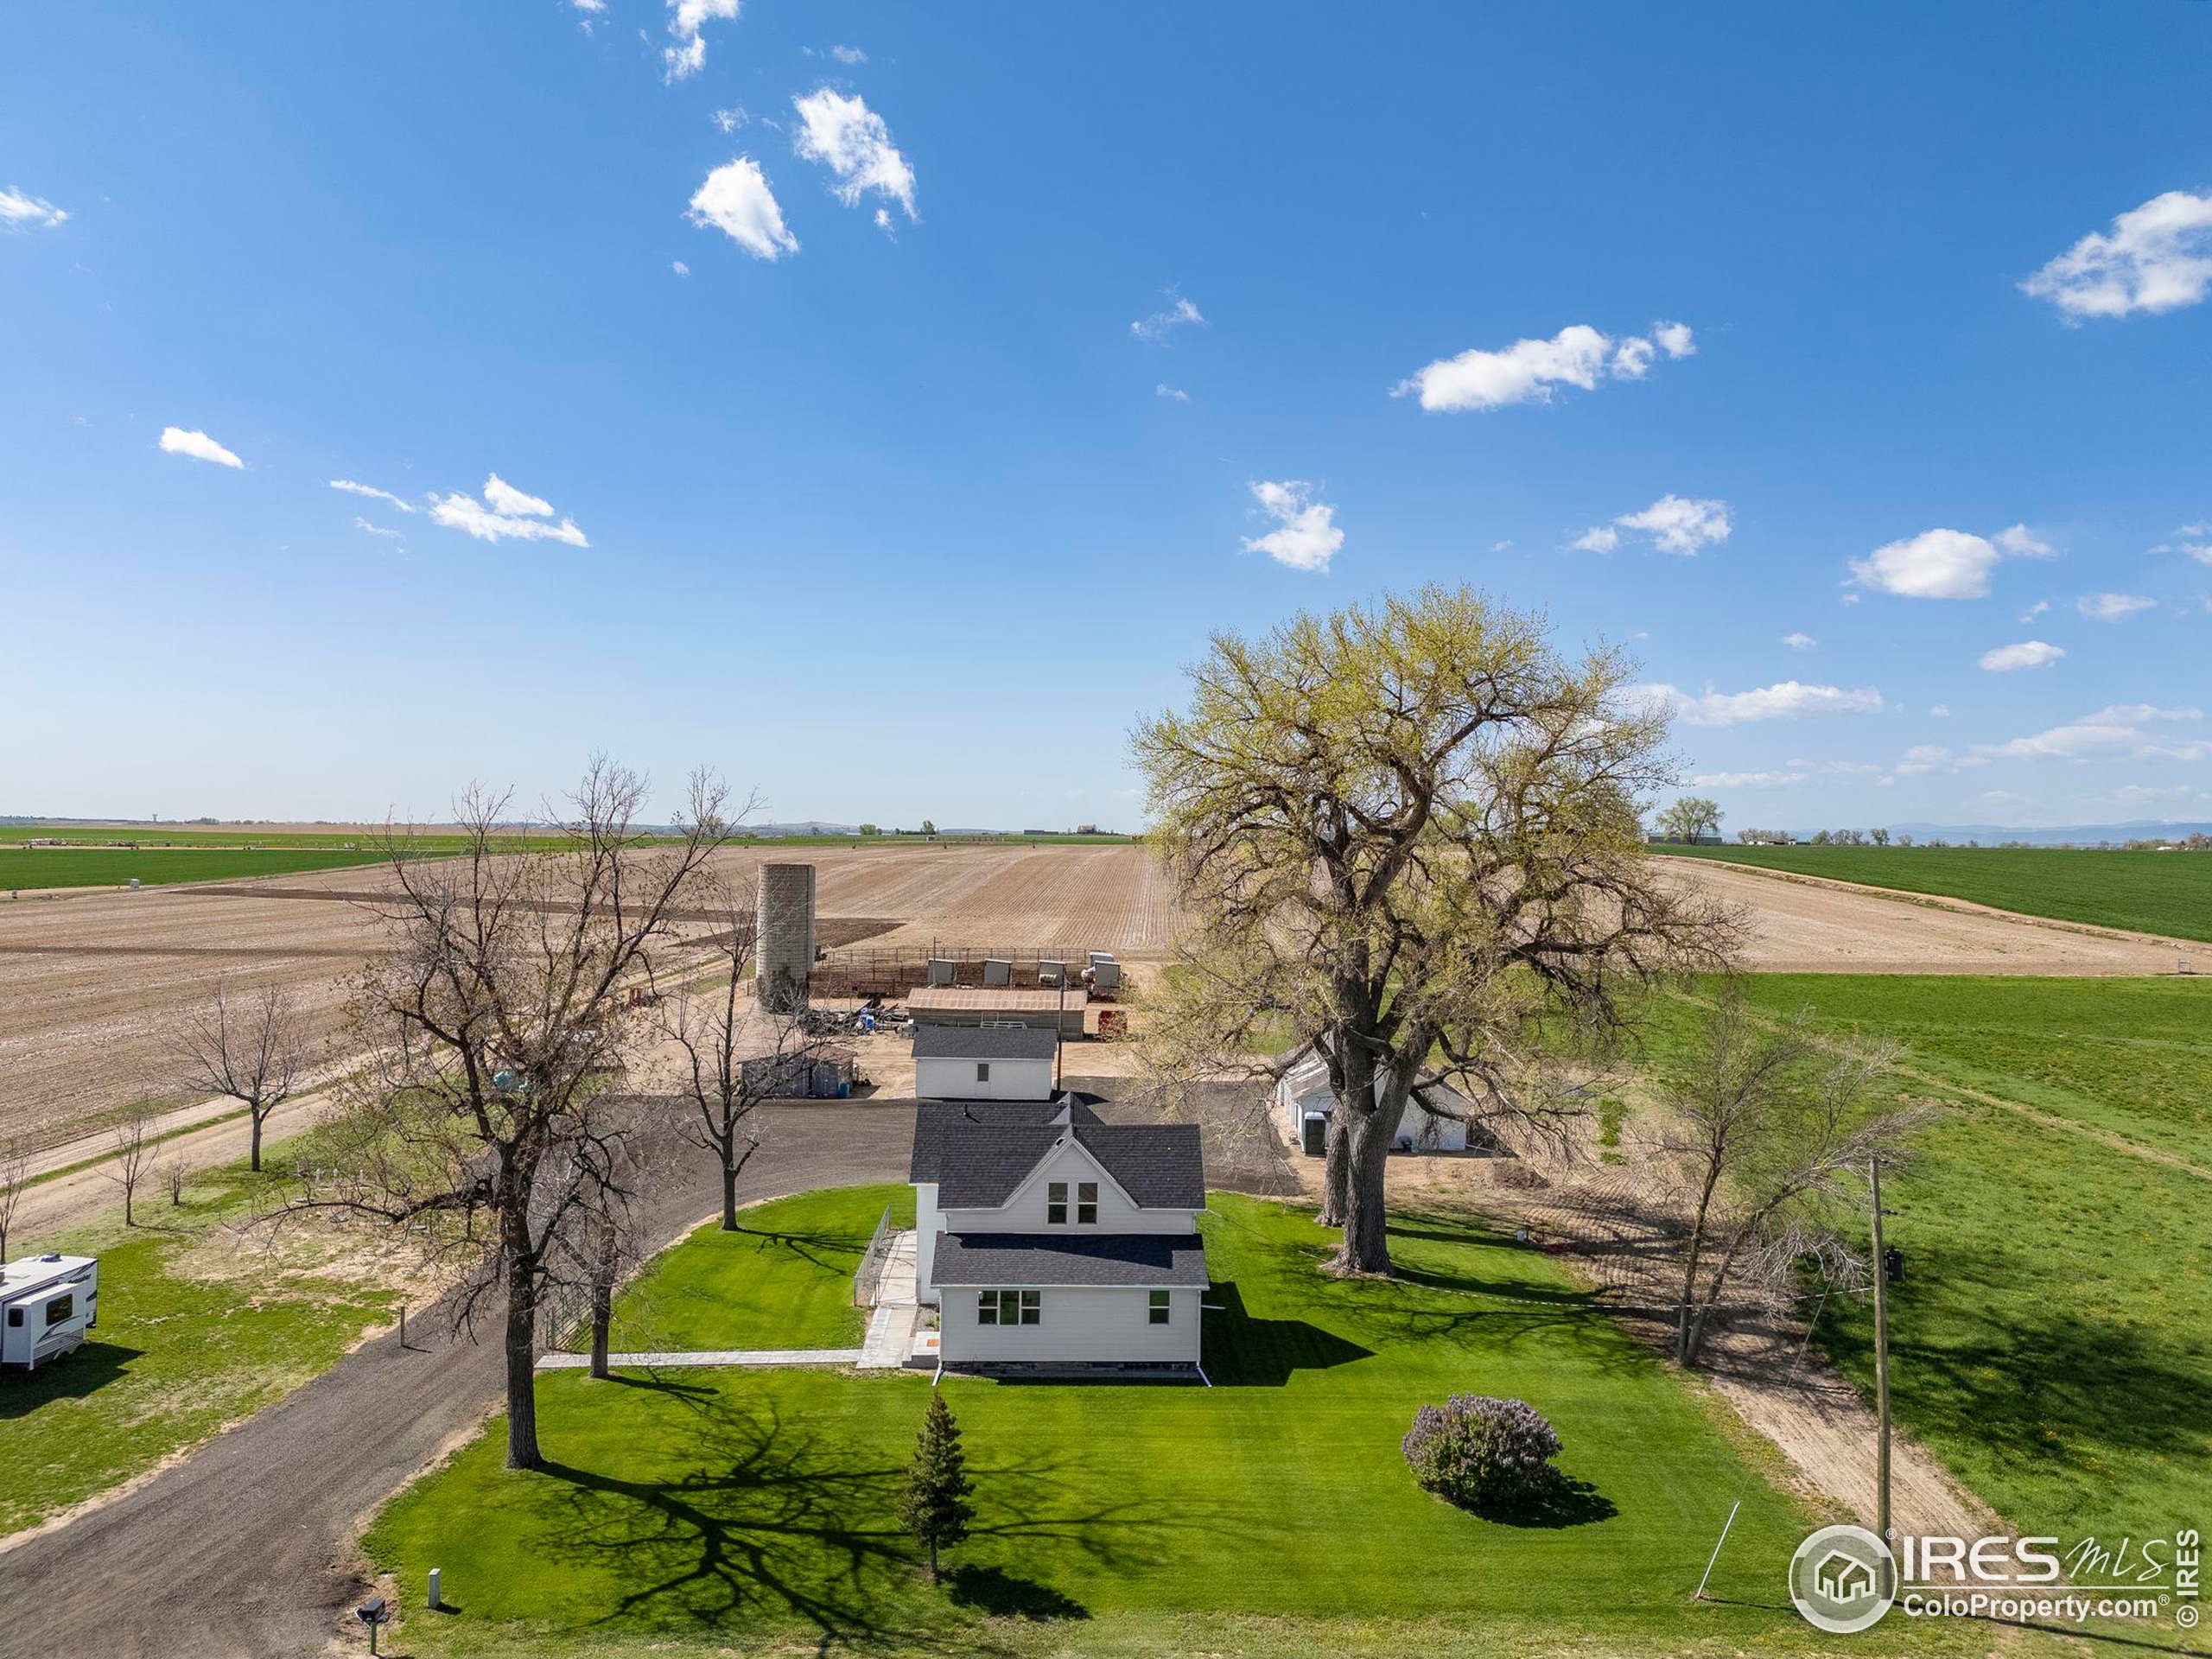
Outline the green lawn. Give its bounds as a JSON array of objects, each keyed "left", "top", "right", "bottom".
[
  {"left": 1653, "top": 842, "right": 2212, "bottom": 943},
  {"left": 0, "top": 1147, "right": 401, "bottom": 1535},
  {"left": 588, "top": 1184, "right": 914, "bottom": 1354},
  {"left": 366, "top": 1189, "right": 1933, "bottom": 1656},
  {"left": 1640, "top": 976, "right": 2212, "bottom": 1543},
  {"left": 0, "top": 846, "right": 391, "bottom": 890}
]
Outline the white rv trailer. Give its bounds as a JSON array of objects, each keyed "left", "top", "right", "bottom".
[{"left": 1, "top": 1253, "right": 99, "bottom": 1370}]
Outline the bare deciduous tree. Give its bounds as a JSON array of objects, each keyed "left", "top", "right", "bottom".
[
  {"left": 109, "top": 1102, "right": 159, "bottom": 1227},
  {"left": 658, "top": 876, "right": 819, "bottom": 1231},
  {"left": 1656, "top": 988, "right": 1926, "bottom": 1367},
  {"left": 283, "top": 758, "right": 731, "bottom": 1470},
  {"left": 1133, "top": 585, "right": 1737, "bottom": 1274},
  {"left": 0, "top": 1135, "right": 31, "bottom": 1263},
  {"left": 179, "top": 981, "right": 315, "bottom": 1173}
]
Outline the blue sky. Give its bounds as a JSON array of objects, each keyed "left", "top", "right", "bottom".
[{"left": 4, "top": 2, "right": 2210, "bottom": 830}]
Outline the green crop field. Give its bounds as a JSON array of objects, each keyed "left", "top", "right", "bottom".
[
  {"left": 1639, "top": 976, "right": 2212, "bottom": 1544},
  {"left": 1652, "top": 843, "right": 2212, "bottom": 944},
  {"left": 0, "top": 847, "right": 391, "bottom": 891}
]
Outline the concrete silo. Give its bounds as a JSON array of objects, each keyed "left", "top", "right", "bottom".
[{"left": 755, "top": 861, "right": 817, "bottom": 1012}]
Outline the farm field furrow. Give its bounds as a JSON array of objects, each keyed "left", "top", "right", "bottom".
[{"left": 1656, "top": 842, "right": 2212, "bottom": 944}]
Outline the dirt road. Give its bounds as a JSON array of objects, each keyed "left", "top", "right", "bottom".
[{"left": 1667, "top": 857, "right": 2202, "bottom": 975}]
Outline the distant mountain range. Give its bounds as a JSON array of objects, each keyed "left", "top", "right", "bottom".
[{"left": 1873, "top": 820, "right": 2212, "bottom": 847}]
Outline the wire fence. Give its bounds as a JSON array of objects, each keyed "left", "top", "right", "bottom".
[{"left": 851, "top": 1202, "right": 895, "bottom": 1308}]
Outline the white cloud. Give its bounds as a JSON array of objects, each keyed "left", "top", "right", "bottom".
[
  {"left": 664, "top": 0, "right": 741, "bottom": 82},
  {"left": 158, "top": 427, "right": 244, "bottom": 468},
  {"left": 353, "top": 517, "right": 404, "bottom": 539},
  {"left": 572, "top": 0, "right": 606, "bottom": 11},
  {"left": 0, "top": 186, "right": 67, "bottom": 230},
  {"left": 1616, "top": 493, "right": 1732, "bottom": 556},
  {"left": 1929, "top": 704, "right": 1951, "bottom": 717},
  {"left": 2020, "top": 598, "right": 2050, "bottom": 621},
  {"left": 1131, "top": 294, "right": 1205, "bottom": 343},
  {"left": 1782, "top": 632, "right": 1817, "bottom": 650},
  {"left": 1571, "top": 525, "right": 1620, "bottom": 553},
  {"left": 1640, "top": 680, "right": 1885, "bottom": 727},
  {"left": 2076, "top": 591, "right": 2155, "bottom": 621},
  {"left": 329, "top": 478, "right": 416, "bottom": 512},
  {"left": 671, "top": 258, "right": 690, "bottom": 276},
  {"left": 2021, "top": 188, "right": 2212, "bottom": 321},
  {"left": 1155, "top": 384, "right": 1190, "bottom": 403},
  {"left": 791, "top": 90, "right": 916, "bottom": 220},
  {"left": 1393, "top": 320, "right": 1692, "bottom": 412},
  {"left": 429, "top": 474, "right": 588, "bottom": 547},
  {"left": 687, "top": 157, "right": 798, "bottom": 259},
  {"left": 712, "top": 106, "right": 750, "bottom": 133},
  {"left": 481, "top": 474, "right": 554, "bottom": 518},
  {"left": 830, "top": 43, "right": 866, "bottom": 64},
  {"left": 1849, "top": 523, "right": 2053, "bottom": 600},
  {"left": 1978, "top": 639, "right": 2065, "bottom": 672},
  {"left": 1980, "top": 705, "right": 2209, "bottom": 764},
  {"left": 2149, "top": 522, "right": 2212, "bottom": 565},
  {"left": 1242, "top": 480, "right": 1342, "bottom": 573},
  {"left": 1894, "top": 745, "right": 1961, "bottom": 777},
  {"left": 1690, "top": 770, "right": 1807, "bottom": 789}
]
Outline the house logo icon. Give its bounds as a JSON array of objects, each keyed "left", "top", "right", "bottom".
[{"left": 1789, "top": 1523, "right": 1897, "bottom": 1634}]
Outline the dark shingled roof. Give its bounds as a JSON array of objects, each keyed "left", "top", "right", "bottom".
[
  {"left": 912, "top": 1025, "right": 1060, "bottom": 1063},
  {"left": 1072, "top": 1123, "right": 1205, "bottom": 1210},
  {"left": 908, "top": 1099, "right": 1102, "bottom": 1185},
  {"left": 931, "top": 1231, "right": 1210, "bottom": 1289}
]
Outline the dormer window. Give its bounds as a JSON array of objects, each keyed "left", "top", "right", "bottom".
[
  {"left": 1077, "top": 1182, "right": 1098, "bottom": 1224},
  {"left": 1046, "top": 1181, "right": 1067, "bottom": 1224}
]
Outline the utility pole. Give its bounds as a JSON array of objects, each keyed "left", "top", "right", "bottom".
[{"left": 1870, "top": 1156, "right": 1892, "bottom": 1592}]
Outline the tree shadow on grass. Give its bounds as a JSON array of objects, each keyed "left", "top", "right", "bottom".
[
  {"left": 0, "top": 1342, "right": 144, "bottom": 1420},
  {"left": 533, "top": 1383, "right": 1211, "bottom": 1648},
  {"left": 1479, "top": 1474, "right": 1618, "bottom": 1530},
  {"left": 1200, "top": 1280, "right": 1372, "bottom": 1386},
  {"left": 944, "top": 1566, "right": 1089, "bottom": 1621}
]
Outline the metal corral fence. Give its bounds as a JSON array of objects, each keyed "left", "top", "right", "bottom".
[
  {"left": 851, "top": 1202, "right": 896, "bottom": 1308},
  {"left": 810, "top": 941, "right": 1121, "bottom": 1000}
]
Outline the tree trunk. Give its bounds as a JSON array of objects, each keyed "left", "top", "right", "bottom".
[
  {"left": 249, "top": 1106, "right": 264, "bottom": 1173},
  {"left": 1675, "top": 1166, "right": 1720, "bottom": 1363},
  {"left": 504, "top": 1252, "right": 543, "bottom": 1470},
  {"left": 1332, "top": 1107, "right": 1396, "bottom": 1274},
  {"left": 1316, "top": 1118, "right": 1349, "bottom": 1227},
  {"left": 589, "top": 1281, "right": 613, "bottom": 1379},
  {"left": 927, "top": 1538, "right": 939, "bottom": 1582},
  {"left": 721, "top": 1149, "right": 739, "bottom": 1231}
]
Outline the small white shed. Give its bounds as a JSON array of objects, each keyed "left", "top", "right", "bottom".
[
  {"left": 1275, "top": 1055, "right": 1471, "bottom": 1155},
  {"left": 1, "top": 1252, "right": 99, "bottom": 1370},
  {"left": 914, "top": 1024, "right": 1058, "bottom": 1101}
]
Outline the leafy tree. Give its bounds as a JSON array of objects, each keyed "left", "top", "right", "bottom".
[
  {"left": 898, "top": 1393, "right": 977, "bottom": 1581},
  {"left": 919, "top": 818, "right": 937, "bottom": 836},
  {"left": 1870, "top": 827, "right": 1891, "bottom": 847},
  {"left": 1656, "top": 796, "right": 1722, "bottom": 842},
  {"left": 1134, "top": 586, "right": 1733, "bottom": 1274}
]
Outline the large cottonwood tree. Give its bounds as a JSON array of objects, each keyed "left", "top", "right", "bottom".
[{"left": 1134, "top": 586, "right": 1735, "bottom": 1274}]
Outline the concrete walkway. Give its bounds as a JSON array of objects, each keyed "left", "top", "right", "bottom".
[
  {"left": 537, "top": 1347, "right": 861, "bottom": 1370},
  {"left": 858, "top": 1229, "right": 919, "bottom": 1370}
]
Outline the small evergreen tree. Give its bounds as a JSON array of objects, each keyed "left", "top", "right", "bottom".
[{"left": 898, "top": 1393, "right": 976, "bottom": 1581}]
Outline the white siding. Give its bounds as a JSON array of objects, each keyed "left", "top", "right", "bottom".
[
  {"left": 1274, "top": 1060, "right": 1470, "bottom": 1153},
  {"left": 914, "top": 1181, "right": 941, "bottom": 1301},
  {"left": 938, "top": 1138, "right": 1199, "bottom": 1236},
  {"left": 938, "top": 1285, "right": 1203, "bottom": 1363},
  {"left": 914, "top": 1054, "right": 1056, "bottom": 1102}
]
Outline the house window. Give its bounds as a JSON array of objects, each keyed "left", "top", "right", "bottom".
[
  {"left": 976, "top": 1062, "right": 990, "bottom": 1083},
  {"left": 979, "top": 1289, "right": 1039, "bottom": 1325},
  {"left": 44, "top": 1294, "right": 73, "bottom": 1326},
  {"left": 1046, "top": 1181, "right": 1067, "bottom": 1224},
  {"left": 1077, "top": 1182, "right": 1097, "bottom": 1224},
  {"left": 1148, "top": 1289, "right": 1171, "bottom": 1325}
]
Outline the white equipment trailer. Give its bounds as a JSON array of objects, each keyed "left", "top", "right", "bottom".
[{"left": 1, "top": 1253, "right": 99, "bottom": 1370}]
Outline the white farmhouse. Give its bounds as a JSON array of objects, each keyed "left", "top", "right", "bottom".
[
  {"left": 912, "top": 1024, "right": 1058, "bottom": 1102},
  {"left": 1274, "top": 1053, "right": 1471, "bottom": 1157},
  {"left": 909, "top": 1098, "right": 1208, "bottom": 1371}
]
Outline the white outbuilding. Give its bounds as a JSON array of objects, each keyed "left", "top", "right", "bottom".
[
  {"left": 913, "top": 1024, "right": 1058, "bottom": 1102},
  {"left": 1275, "top": 1053, "right": 1472, "bottom": 1157},
  {"left": 1, "top": 1252, "right": 99, "bottom": 1370}
]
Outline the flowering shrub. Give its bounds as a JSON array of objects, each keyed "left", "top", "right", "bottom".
[{"left": 1402, "top": 1394, "right": 1563, "bottom": 1513}]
